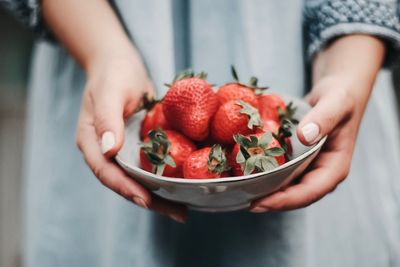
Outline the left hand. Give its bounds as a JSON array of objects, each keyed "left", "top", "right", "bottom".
[
  {"left": 250, "top": 34, "right": 384, "bottom": 212},
  {"left": 251, "top": 75, "right": 359, "bottom": 212}
]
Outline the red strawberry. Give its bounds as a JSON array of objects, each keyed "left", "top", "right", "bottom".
[
  {"left": 140, "top": 103, "right": 170, "bottom": 140},
  {"left": 183, "top": 145, "right": 231, "bottom": 179},
  {"left": 258, "top": 119, "right": 280, "bottom": 135},
  {"left": 162, "top": 71, "right": 218, "bottom": 141},
  {"left": 230, "top": 132, "right": 286, "bottom": 176},
  {"left": 274, "top": 118, "right": 296, "bottom": 157},
  {"left": 217, "top": 84, "right": 259, "bottom": 108},
  {"left": 140, "top": 129, "right": 196, "bottom": 178},
  {"left": 216, "top": 66, "right": 268, "bottom": 107},
  {"left": 211, "top": 100, "right": 263, "bottom": 145},
  {"left": 258, "top": 93, "right": 286, "bottom": 122},
  {"left": 274, "top": 102, "right": 298, "bottom": 156}
]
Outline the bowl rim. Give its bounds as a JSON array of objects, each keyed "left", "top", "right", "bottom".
[{"left": 115, "top": 135, "right": 327, "bottom": 185}]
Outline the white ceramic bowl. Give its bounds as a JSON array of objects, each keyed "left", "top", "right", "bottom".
[{"left": 116, "top": 95, "right": 327, "bottom": 212}]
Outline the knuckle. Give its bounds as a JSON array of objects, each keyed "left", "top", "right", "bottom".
[
  {"left": 75, "top": 135, "right": 83, "bottom": 151},
  {"left": 92, "top": 164, "right": 105, "bottom": 181},
  {"left": 303, "top": 191, "right": 323, "bottom": 208},
  {"left": 340, "top": 168, "right": 350, "bottom": 182},
  {"left": 94, "top": 114, "right": 109, "bottom": 133},
  {"left": 338, "top": 161, "right": 351, "bottom": 183},
  {"left": 328, "top": 184, "right": 339, "bottom": 194},
  {"left": 119, "top": 183, "right": 134, "bottom": 200}
]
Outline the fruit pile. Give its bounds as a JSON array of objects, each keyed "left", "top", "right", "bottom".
[{"left": 139, "top": 67, "right": 298, "bottom": 179}]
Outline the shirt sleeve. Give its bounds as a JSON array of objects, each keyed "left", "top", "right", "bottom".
[
  {"left": 0, "top": 0, "right": 51, "bottom": 38},
  {"left": 304, "top": 0, "right": 400, "bottom": 65}
]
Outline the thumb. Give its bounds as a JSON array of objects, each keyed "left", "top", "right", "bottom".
[
  {"left": 94, "top": 92, "right": 126, "bottom": 157},
  {"left": 297, "top": 91, "right": 353, "bottom": 145}
]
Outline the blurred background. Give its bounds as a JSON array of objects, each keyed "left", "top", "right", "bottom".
[
  {"left": 1, "top": 5, "right": 400, "bottom": 267},
  {"left": 0, "top": 8, "right": 33, "bottom": 267}
]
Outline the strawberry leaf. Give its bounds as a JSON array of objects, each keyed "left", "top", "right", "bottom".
[
  {"left": 266, "top": 147, "right": 285, "bottom": 156},
  {"left": 231, "top": 65, "right": 240, "bottom": 81},
  {"left": 236, "top": 149, "right": 246, "bottom": 164},
  {"left": 249, "top": 77, "right": 258, "bottom": 87},
  {"left": 244, "top": 156, "right": 257, "bottom": 175},
  {"left": 135, "top": 92, "right": 160, "bottom": 113},
  {"left": 229, "top": 65, "right": 268, "bottom": 93},
  {"left": 207, "top": 144, "right": 230, "bottom": 174},
  {"left": 155, "top": 163, "right": 166, "bottom": 176},
  {"left": 164, "top": 155, "right": 176, "bottom": 168},
  {"left": 140, "top": 128, "right": 176, "bottom": 175},
  {"left": 279, "top": 101, "right": 299, "bottom": 125},
  {"left": 234, "top": 133, "right": 283, "bottom": 175},
  {"left": 236, "top": 100, "right": 263, "bottom": 129},
  {"left": 258, "top": 132, "right": 273, "bottom": 147},
  {"left": 247, "top": 76, "right": 269, "bottom": 93},
  {"left": 259, "top": 156, "right": 278, "bottom": 171},
  {"left": 173, "top": 69, "right": 194, "bottom": 82},
  {"left": 170, "top": 69, "right": 209, "bottom": 83},
  {"left": 274, "top": 118, "right": 295, "bottom": 157},
  {"left": 196, "top": 71, "right": 208, "bottom": 80}
]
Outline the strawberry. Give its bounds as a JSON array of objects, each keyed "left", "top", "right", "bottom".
[
  {"left": 216, "top": 66, "right": 268, "bottom": 108},
  {"left": 258, "top": 119, "right": 280, "bottom": 135},
  {"left": 275, "top": 102, "right": 298, "bottom": 156},
  {"left": 258, "top": 93, "right": 286, "bottom": 122},
  {"left": 273, "top": 118, "right": 296, "bottom": 157},
  {"left": 211, "top": 100, "right": 263, "bottom": 145},
  {"left": 140, "top": 129, "right": 196, "bottom": 178},
  {"left": 183, "top": 145, "right": 231, "bottom": 179},
  {"left": 217, "top": 83, "right": 259, "bottom": 108},
  {"left": 140, "top": 102, "right": 170, "bottom": 140},
  {"left": 162, "top": 71, "right": 218, "bottom": 141},
  {"left": 230, "top": 132, "right": 286, "bottom": 176}
]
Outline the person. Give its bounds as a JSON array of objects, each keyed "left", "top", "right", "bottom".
[{"left": 2, "top": 0, "right": 400, "bottom": 266}]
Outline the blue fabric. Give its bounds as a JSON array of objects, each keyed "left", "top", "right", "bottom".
[
  {"left": 10, "top": 0, "right": 400, "bottom": 266},
  {"left": 305, "top": 0, "right": 400, "bottom": 64}
]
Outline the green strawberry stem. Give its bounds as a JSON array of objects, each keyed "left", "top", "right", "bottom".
[
  {"left": 234, "top": 132, "right": 285, "bottom": 175},
  {"left": 135, "top": 92, "right": 161, "bottom": 113},
  {"left": 236, "top": 100, "right": 263, "bottom": 129},
  {"left": 207, "top": 144, "right": 230, "bottom": 174},
  {"left": 164, "top": 70, "right": 209, "bottom": 87},
  {"left": 140, "top": 128, "right": 176, "bottom": 176},
  {"left": 230, "top": 65, "right": 269, "bottom": 93},
  {"left": 278, "top": 101, "right": 299, "bottom": 125},
  {"left": 275, "top": 101, "right": 298, "bottom": 159}
]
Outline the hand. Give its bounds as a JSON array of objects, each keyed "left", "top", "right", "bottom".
[
  {"left": 75, "top": 53, "right": 187, "bottom": 223},
  {"left": 42, "top": 0, "right": 187, "bottom": 221},
  {"left": 249, "top": 35, "right": 384, "bottom": 212},
  {"left": 251, "top": 76, "right": 359, "bottom": 212}
]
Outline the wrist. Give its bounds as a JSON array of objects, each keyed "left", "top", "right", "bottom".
[
  {"left": 84, "top": 40, "right": 137, "bottom": 71},
  {"left": 85, "top": 42, "right": 148, "bottom": 81},
  {"left": 312, "top": 35, "right": 385, "bottom": 85}
]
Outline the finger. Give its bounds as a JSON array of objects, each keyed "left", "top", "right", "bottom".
[
  {"left": 297, "top": 90, "right": 354, "bottom": 145},
  {"left": 150, "top": 196, "right": 188, "bottom": 223},
  {"left": 250, "top": 146, "right": 351, "bottom": 212},
  {"left": 90, "top": 90, "right": 126, "bottom": 157},
  {"left": 123, "top": 81, "right": 155, "bottom": 119},
  {"left": 76, "top": 120, "right": 151, "bottom": 208}
]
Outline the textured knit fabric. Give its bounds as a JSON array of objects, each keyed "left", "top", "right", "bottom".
[
  {"left": 2, "top": 1, "right": 400, "bottom": 266},
  {"left": 305, "top": 0, "right": 400, "bottom": 63}
]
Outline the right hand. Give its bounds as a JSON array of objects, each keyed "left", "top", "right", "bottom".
[{"left": 75, "top": 51, "right": 187, "bottom": 223}]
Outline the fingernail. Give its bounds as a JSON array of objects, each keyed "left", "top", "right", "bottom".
[
  {"left": 250, "top": 207, "right": 269, "bottom": 213},
  {"left": 169, "top": 214, "right": 186, "bottom": 224},
  {"left": 101, "top": 131, "right": 115, "bottom": 154},
  {"left": 132, "top": 196, "right": 149, "bottom": 209},
  {"left": 301, "top": 123, "right": 319, "bottom": 143}
]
